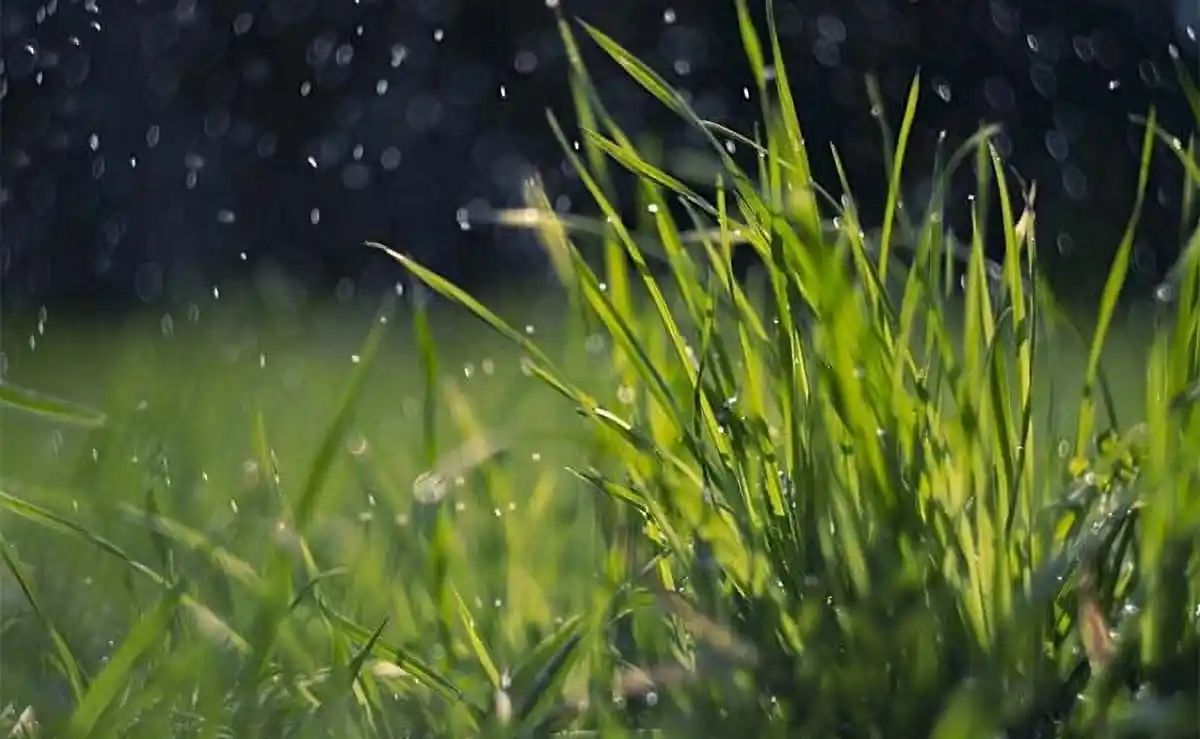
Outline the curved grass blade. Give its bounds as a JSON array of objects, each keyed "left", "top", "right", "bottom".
[
  {"left": 0, "top": 535, "right": 88, "bottom": 703},
  {"left": 0, "top": 381, "right": 106, "bottom": 428},
  {"left": 319, "top": 602, "right": 476, "bottom": 712},
  {"left": 64, "top": 581, "right": 184, "bottom": 739}
]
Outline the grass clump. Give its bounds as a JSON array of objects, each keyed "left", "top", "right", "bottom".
[{"left": 3, "top": 2, "right": 1200, "bottom": 737}]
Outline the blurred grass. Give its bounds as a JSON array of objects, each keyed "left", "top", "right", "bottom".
[{"left": 2, "top": 2, "right": 1199, "bottom": 737}]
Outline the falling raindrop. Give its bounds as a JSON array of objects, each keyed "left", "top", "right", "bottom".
[
  {"left": 933, "top": 78, "right": 952, "bottom": 102},
  {"left": 233, "top": 12, "right": 253, "bottom": 34}
]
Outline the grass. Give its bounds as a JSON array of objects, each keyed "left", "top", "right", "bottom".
[{"left": 2, "top": 2, "right": 1199, "bottom": 736}]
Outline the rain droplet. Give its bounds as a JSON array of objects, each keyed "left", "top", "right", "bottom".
[
  {"left": 933, "top": 78, "right": 952, "bottom": 102},
  {"left": 310, "top": 208, "right": 321, "bottom": 224},
  {"left": 380, "top": 147, "right": 402, "bottom": 170},
  {"left": 232, "top": 12, "right": 253, "bottom": 34},
  {"left": 663, "top": 8, "right": 676, "bottom": 23},
  {"left": 413, "top": 471, "right": 448, "bottom": 503},
  {"left": 217, "top": 209, "right": 236, "bottom": 224}
]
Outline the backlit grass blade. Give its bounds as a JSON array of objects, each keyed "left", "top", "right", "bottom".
[
  {"left": 764, "top": 0, "right": 821, "bottom": 237},
  {"left": 876, "top": 72, "right": 922, "bottom": 286},
  {"left": 1075, "top": 108, "right": 1157, "bottom": 453},
  {"left": 451, "top": 587, "right": 502, "bottom": 691}
]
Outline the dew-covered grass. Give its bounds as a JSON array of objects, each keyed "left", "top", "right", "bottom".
[{"left": 2, "top": 3, "right": 1199, "bottom": 737}]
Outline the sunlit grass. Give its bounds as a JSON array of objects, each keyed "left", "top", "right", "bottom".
[{"left": 2, "top": 2, "right": 1199, "bottom": 737}]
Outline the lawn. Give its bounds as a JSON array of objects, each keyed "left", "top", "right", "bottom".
[{"left": 1, "top": 3, "right": 1198, "bottom": 737}]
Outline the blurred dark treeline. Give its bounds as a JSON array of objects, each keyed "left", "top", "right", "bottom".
[{"left": 2, "top": 0, "right": 1198, "bottom": 317}]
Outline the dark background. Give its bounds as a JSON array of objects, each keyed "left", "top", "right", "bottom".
[{"left": 3, "top": 0, "right": 1199, "bottom": 317}]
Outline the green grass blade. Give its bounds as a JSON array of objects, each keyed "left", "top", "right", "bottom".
[
  {"left": 294, "top": 295, "right": 394, "bottom": 531},
  {"left": 64, "top": 581, "right": 184, "bottom": 739},
  {"left": 1075, "top": 108, "right": 1157, "bottom": 451},
  {"left": 0, "top": 535, "right": 89, "bottom": 703},
  {"left": 0, "top": 381, "right": 106, "bottom": 428}
]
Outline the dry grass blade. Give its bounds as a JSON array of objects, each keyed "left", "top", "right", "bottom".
[{"left": 1077, "top": 570, "right": 1116, "bottom": 674}]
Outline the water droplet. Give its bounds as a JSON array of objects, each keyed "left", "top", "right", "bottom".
[
  {"left": 310, "top": 208, "right": 321, "bottom": 224},
  {"left": 380, "top": 147, "right": 402, "bottom": 170},
  {"left": 514, "top": 50, "right": 538, "bottom": 73},
  {"left": 217, "top": 209, "right": 236, "bottom": 224},
  {"left": 663, "top": 8, "right": 676, "bottom": 23},
  {"left": 433, "top": 28, "right": 444, "bottom": 42},
  {"left": 413, "top": 471, "right": 448, "bottom": 503},
  {"left": 233, "top": 12, "right": 253, "bottom": 34},
  {"left": 933, "top": 78, "right": 952, "bottom": 102},
  {"left": 1154, "top": 281, "right": 1176, "bottom": 303}
]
